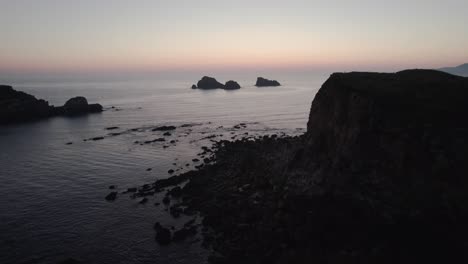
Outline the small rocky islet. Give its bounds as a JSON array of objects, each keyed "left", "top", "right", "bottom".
[
  {"left": 0, "top": 84, "right": 103, "bottom": 125},
  {"left": 191, "top": 76, "right": 281, "bottom": 89},
  {"left": 129, "top": 69, "right": 468, "bottom": 263}
]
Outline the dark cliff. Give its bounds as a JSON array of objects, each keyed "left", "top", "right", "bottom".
[
  {"left": 300, "top": 70, "right": 468, "bottom": 200},
  {"left": 0, "top": 85, "right": 53, "bottom": 124},
  {"left": 172, "top": 69, "right": 468, "bottom": 263}
]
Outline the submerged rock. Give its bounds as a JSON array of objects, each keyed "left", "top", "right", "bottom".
[
  {"left": 152, "top": 126, "right": 176, "bottom": 131},
  {"left": 255, "top": 77, "right": 281, "bottom": 87},
  {"left": 105, "top": 192, "right": 117, "bottom": 201}
]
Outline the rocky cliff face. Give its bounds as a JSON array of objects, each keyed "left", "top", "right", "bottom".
[{"left": 298, "top": 70, "right": 468, "bottom": 202}]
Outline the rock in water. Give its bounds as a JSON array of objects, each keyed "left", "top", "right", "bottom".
[
  {"left": 105, "top": 192, "right": 117, "bottom": 201},
  {"left": 0, "top": 85, "right": 103, "bottom": 125},
  {"left": 191, "top": 84, "right": 198, "bottom": 89},
  {"left": 64, "top": 96, "right": 88, "bottom": 113},
  {"left": 255, "top": 77, "right": 281, "bottom": 87},
  {"left": 224, "top": 80, "right": 241, "bottom": 90},
  {"left": 152, "top": 125, "right": 176, "bottom": 131},
  {"left": 196, "top": 76, "right": 225, "bottom": 89},
  {"left": 62, "top": 96, "right": 103, "bottom": 115}
]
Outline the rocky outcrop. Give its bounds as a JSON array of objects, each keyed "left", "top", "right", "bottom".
[
  {"left": 255, "top": 77, "right": 281, "bottom": 87},
  {"left": 196, "top": 76, "right": 225, "bottom": 89},
  {"left": 194, "top": 77, "right": 242, "bottom": 90},
  {"left": 0, "top": 85, "right": 103, "bottom": 125},
  {"left": 171, "top": 69, "right": 468, "bottom": 263},
  {"left": 0, "top": 85, "right": 53, "bottom": 124},
  {"left": 57, "top": 96, "right": 103, "bottom": 115},
  {"left": 224, "top": 80, "right": 241, "bottom": 90}
]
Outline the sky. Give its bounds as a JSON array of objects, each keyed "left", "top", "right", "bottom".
[{"left": 1, "top": 0, "right": 468, "bottom": 74}]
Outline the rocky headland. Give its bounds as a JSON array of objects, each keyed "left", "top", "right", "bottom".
[
  {"left": 141, "top": 69, "right": 468, "bottom": 263},
  {"left": 0, "top": 85, "right": 103, "bottom": 125},
  {"left": 255, "top": 77, "right": 281, "bottom": 87}
]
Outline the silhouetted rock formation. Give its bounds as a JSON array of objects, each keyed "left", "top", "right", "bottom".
[
  {"left": 167, "top": 69, "right": 468, "bottom": 263},
  {"left": 255, "top": 77, "right": 281, "bottom": 87},
  {"left": 58, "top": 96, "right": 103, "bottom": 115},
  {"left": 224, "top": 80, "right": 241, "bottom": 90},
  {"left": 196, "top": 76, "right": 225, "bottom": 89},
  {"left": 439, "top": 63, "right": 468, "bottom": 77},
  {"left": 0, "top": 85, "right": 103, "bottom": 125},
  {"left": 191, "top": 84, "right": 197, "bottom": 89},
  {"left": 0, "top": 85, "right": 53, "bottom": 124}
]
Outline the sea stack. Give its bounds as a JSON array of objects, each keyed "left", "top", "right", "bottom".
[
  {"left": 224, "top": 80, "right": 241, "bottom": 90},
  {"left": 61, "top": 96, "right": 103, "bottom": 115},
  {"left": 196, "top": 76, "right": 225, "bottom": 89},
  {"left": 255, "top": 77, "right": 281, "bottom": 87}
]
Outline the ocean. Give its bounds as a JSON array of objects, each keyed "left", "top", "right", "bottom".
[{"left": 0, "top": 71, "right": 328, "bottom": 264}]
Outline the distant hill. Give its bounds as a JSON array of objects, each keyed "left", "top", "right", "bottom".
[{"left": 438, "top": 63, "right": 468, "bottom": 77}]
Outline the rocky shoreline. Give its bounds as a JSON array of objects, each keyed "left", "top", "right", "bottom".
[{"left": 128, "top": 69, "right": 468, "bottom": 263}]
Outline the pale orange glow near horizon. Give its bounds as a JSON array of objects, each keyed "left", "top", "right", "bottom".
[{"left": 1, "top": 1, "right": 467, "bottom": 74}]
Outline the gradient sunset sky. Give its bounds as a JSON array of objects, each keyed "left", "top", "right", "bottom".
[{"left": 1, "top": 0, "right": 467, "bottom": 73}]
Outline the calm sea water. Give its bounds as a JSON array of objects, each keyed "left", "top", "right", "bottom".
[{"left": 0, "top": 71, "right": 327, "bottom": 264}]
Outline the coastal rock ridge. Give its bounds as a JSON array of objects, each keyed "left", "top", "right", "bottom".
[{"left": 0, "top": 85, "right": 103, "bottom": 125}]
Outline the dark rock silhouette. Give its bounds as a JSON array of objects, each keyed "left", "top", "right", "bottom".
[
  {"left": 255, "top": 77, "right": 281, "bottom": 87},
  {"left": 224, "top": 80, "right": 241, "bottom": 90},
  {"left": 196, "top": 76, "right": 225, "bottom": 89},
  {"left": 59, "top": 96, "right": 103, "bottom": 115},
  {"left": 0, "top": 85, "right": 54, "bottom": 124},
  {"left": 0, "top": 85, "right": 103, "bottom": 125},
  {"left": 191, "top": 84, "right": 197, "bottom": 89},
  {"left": 170, "top": 69, "right": 468, "bottom": 263},
  {"left": 152, "top": 125, "right": 176, "bottom": 131}
]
